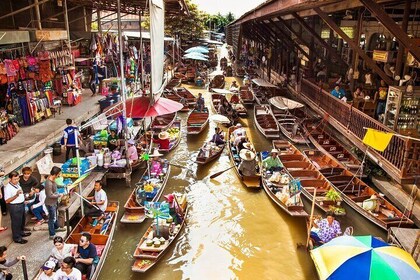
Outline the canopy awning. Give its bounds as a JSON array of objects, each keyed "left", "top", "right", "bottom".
[
  {"left": 124, "top": 31, "right": 174, "bottom": 41},
  {"left": 269, "top": 96, "right": 304, "bottom": 110},
  {"left": 252, "top": 78, "right": 278, "bottom": 88}
]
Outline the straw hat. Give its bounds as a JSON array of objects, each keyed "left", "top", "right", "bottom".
[
  {"left": 270, "top": 148, "right": 279, "bottom": 154},
  {"left": 151, "top": 149, "right": 163, "bottom": 157},
  {"left": 158, "top": 131, "right": 170, "bottom": 140},
  {"left": 243, "top": 142, "right": 253, "bottom": 150},
  {"left": 240, "top": 149, "right": 256, "bottom": 161},
  {"left": 235, "top": 123, "right": 242, "bottom": 128}
]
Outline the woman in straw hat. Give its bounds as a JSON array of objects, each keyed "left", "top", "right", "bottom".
[
  {"left": 150, "top": 149, "right": 164, "bottom": 176},
  {"left": 153, "top": 131, "right": 170, "bottom": 150},
  {"left": 238, "top": 149, "right": 257, "bottom": 176},
  {"left": 127, "top": 139, "right": 139, "bottom": 164},
  {"left": 263, "top": 149, "right": 284, "bottom": 172}
]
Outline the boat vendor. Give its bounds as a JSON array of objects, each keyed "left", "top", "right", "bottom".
[
  {"left": 84, "top": 180, "right": 108, "bottom": 219},
  {"left": 263, "top": 149, "right": 284, "bottom": 172},
  {"left": 195, "top": 93, "right": 205, "bottom": 112},
  {"left": 229, "top": 81, "right": 239, "bottom": 92},
  {"left": 309, "top": 211, "right": 342, "bottom": 248},
  {"left": 107, "top": 130, "right": 119, "bottom": 152},
  {"left": 150, "top": 149, "right": 164, "bottom": 176},
  {"left": 164, "top": 194, "right": 182, "bottom": 225},
  {"left": 210, "top": 127, "right": 225, "bottom": 146},
  {"left": 127, "top": 139, "right": 139, "bottom": 165},
  {"left": 238, "top": 150, "right": 258, "bottom": 176},
  {"left": 153, "top": 131, "right": 171, "bottom": 150},
  {"left": 230, "top": 92, "right": 240, "bottom": 104}
]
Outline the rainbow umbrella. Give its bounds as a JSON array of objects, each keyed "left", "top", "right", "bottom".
[{"left": 310, "top": 235, "right": 420, "bottom": 280}]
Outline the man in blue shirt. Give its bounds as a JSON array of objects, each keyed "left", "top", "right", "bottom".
[
  {"left": 62, "top": 119, "right": 81, "bottom": 161},
  {"left": 330, "top": 85, "right": 346, "bottom": 99},
  {"left": 75, "top": 232, "right": 97, "bottom": 277}
]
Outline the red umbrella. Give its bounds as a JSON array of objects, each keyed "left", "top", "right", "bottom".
[{"left": 105, "top": 96, "right": 184, "bottom": 118}]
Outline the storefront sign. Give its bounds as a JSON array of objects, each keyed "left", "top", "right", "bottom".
[
  {"left": 321, "top": 27, "right": 355, "bottom": 39},
  {"left": 35, "top": 30, "right": 68, "bottom": 41},
  {"left": 373, "top": 50, "right": 390, "bottom": 63}
]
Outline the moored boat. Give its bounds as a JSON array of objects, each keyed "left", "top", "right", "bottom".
[
  {"left": 304, "top": 150, "right": 414, "bottom": 230},
  {"left": 254, "top": 105, "right": 280, "bottom": 139},
  {"left": 227, "top": 126, "right": 261, "bottom": 188},
  {"left": 150, "top": 112, "right": 177, "bottom": 133},
  {"left": 273, "top": 140, "right": 346, "bottom": 216},
  {"left": 260, "top": 151, "right": 308, "bottom": 217},
  {"left": 132, "top": 194, "right": 188, "bottom": 273},
  {"left": 186, "top": 108, "right": 209, "bottom": 135},
  {"left": 120, "top": 162, "right": 171, "bottom": 223},
  {"left": 165, "top": 78, "right": 181, "bottom": 90},
  {"left": 163, "top": 87, "right": 196, "bottom": 112},
  {"left": 239, "top": 86, "right": 255, "bottom": 105},
  {"left": 155, "top": 120, "right": 182, "bottom": 153},
  {"left": 209, "top": 74, "right": 225, "bottom": 90},
  {"left": 196, "top": 141, "right": 225, "bottom": 165}
]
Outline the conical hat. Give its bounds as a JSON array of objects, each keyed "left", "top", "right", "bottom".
[
  {"left": 158, "top": 131, "right": 170, "bottom": 140},
  {"left": 243, "top": 142, "right": 252, "bottom": 150},
  {"left": 151, "top": 149, "right": 163, "bottom": 157},
  {"left": 239, "top": 149, "right": 256, "bottom": 161}
]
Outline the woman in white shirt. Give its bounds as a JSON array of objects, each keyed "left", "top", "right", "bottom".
[
  {"left": 31, "top": 185, "right": 47, "bottom": 225},
  {"left": 51, "top": 236, "right": 76, "bottom": 264}
]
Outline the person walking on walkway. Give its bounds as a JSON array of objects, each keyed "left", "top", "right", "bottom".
[
  {"left": 0, "top": 246, "right": 26, "bottom": 280},
  {"left": 62, "top": 119, "right": 81, "bottom": 161},
  {"left": 4, "top": 171, "right": 31, "bottom": 244},
  {"left": 45, "top": 166, "right": 63, "bottom": 239}
]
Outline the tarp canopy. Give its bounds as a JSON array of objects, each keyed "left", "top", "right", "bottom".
[
  {"left": 269, "top": 96, "right": 304, "bottom": 110},
  {"left": 123, "top": 31, "right": 174, "bottom": 41},
  {"left": 252, "top": 78, "right": 278, "bottom": 88},
  {"left": 150, "top": 0, "right": 165, "bottom": 96}
]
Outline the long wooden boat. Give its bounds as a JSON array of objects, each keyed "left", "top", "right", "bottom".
[
  {"left": 304, "top": 150, "right": 414, "bottom": 230},
  {"left": 186, "top": 108, "right": 209, "bottom": 135},
  {"left": 210, "top": 93, "right": 239, "bottom": 125},
  {"left": 305, "top": 124, "right": 364, "bottom": 177},
  {"left": 209, "top": 74, "right": 225, "bottom": 90},
  {"left": 68, "top": 202, "right": 119, "bottom": 279},
  {"left": 121, "top": 163, "right": 171, "bottom": 223},
  {"left": 132, "top": 194, "right": 188, "bottom": 273},
  {"left": 163, "top": 87, "right": 196, "bottom": 112},
  {"left": 272, "top": 140, "right": 346, "bottom": 215},
  {"left": 165, "top": 78, "right": 181, "bottom": 90},
  {"left": 272, "top": 107, "right": 309, "bottom": 144},
  {"left": 239, "top": 86, "right": 254, "bottom": 105},
  {"left": 227, "top": 126, "right": 261, "bottom": 188},
  {"left": 157, "top": 120, "right": 182, "bottom": 153},
  {"left": 196, "top": 141, "right": 225, "bottom": 165},
  {"left": 151, "top": 112, "right": 177, "bottom": 133},
  {"left": 254, "top": 105, "right": 280, "bottom": 139},
  {"left": 260, "top": 152, "right": 308, "bottom": 217}
]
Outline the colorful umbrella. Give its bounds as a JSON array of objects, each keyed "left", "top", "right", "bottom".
[
  {"left": 185, "top": 46, "right": 209, "bottom": 54},
  {"left": 183, "top": 53, "right": 208, "bottom": 61},
  {"left": 310, "top": 235, "right": 420, "bottom": 280},
  {"left": 183, "top": 52, "right": 209, "bottom": 58}
]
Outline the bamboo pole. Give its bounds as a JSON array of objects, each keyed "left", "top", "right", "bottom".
[{"left": 306, "top": 189, "right": 317, "bottom": 249}]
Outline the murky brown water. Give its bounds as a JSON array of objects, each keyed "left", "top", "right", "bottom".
[{"left": 99, "top": 72, "right": 385, "bottom": 280}]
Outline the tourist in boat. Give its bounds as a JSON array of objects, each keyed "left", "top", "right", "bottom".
[
  {"left": 195, "top": 93, "right": 205, "bottom": 112},
  {"left": 232, "top": 123, "right": 245, "bottom": 138},
  {"left": 84, "top": 180, "right": 108, "bottom": 219},
  {"left": 30, "top": 184, "right": 47, "bottom": 226},
  {"left": 0, "top": 246, "right": 26, "bottom": 280},
  {"left": 153, "top": 131, "right": 170, "bottom": 150},
  {"left": 54, "top": 256, "right": 82, "bottom": 280},
  {"left": 150, "top": 149, "right": 164, "bottom": 176},
  {"left": 126, "top": 139, "right": 139, "bottom": 165},
  {"left": 107, "top": 130, "right": 119, "bottom": 152},
  {"left": 230, "top": 81, "right": 239, "bottom": 92},
  {"left": 309, "top": 211, "right": 342, "bottom": 247},
  {"left": 234, "top": 135, "right": 246, "bottom": 150},
  {"left": 210, "top": 127, "right": 225, "bottom": 146},
  {"left": 230, "top": 93, "right": 240, "bottom": 104},
  {"left": 330, "top": 85, "right": 346, "bottom": 99},
  {"left": 38, "top": 260, "right": 56, "bottom": 280},
  {"left": 74, "top": 233, "right": 97, "bottom": 277},
  {"left": 51, "top": 236, "right": 76, "bottom": 264},
  {"left": 239, "top": 150, "right": 258, "bottom": 176},
  {"left": 263, "top": 149, "right": 284, "bottom": 172}
]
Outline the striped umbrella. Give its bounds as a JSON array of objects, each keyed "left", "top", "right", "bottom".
[{"left": 310, "top": 235, "right": 420, "bottom": 280}]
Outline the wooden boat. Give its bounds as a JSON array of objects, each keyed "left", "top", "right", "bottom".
[
  {"left": 186, "top": 108, "right": 209, "bottom": 135},
  {"left": 254, "top": 105, "right": 280, "bottom": 139},
  {"left": 210, "top": 88, "right": 246, "bottom": 117},
  {"left": 304, "top": 150, "right": 414, "bottom": 230},
  {"left": 209, "top": 74, "right": 225, "bottom": 90},
  {"left": 132, "top": 194, "right": 188, "bottom": 273},
  {"left": 121, "top": 163, "right": 171, "bottom": 223},
  {"left": 236, "top": 67, "right": 245, "bottom": 77},
  {"left": 239, "top": 86, "right": 255, "bottom": 105},
  {"left": 260, "top": 152, "right": 308, "bottom": 217},
  {"left": 165, "top": 78, "right": 181, "bottom": 90},
  {"left": 151, "top": 112, "right": 176, "bottom": 133},
  {"left": 210, "top": 93, "right": 239, "bottom": 125},
  {"left": 156, "top": 120, "right": 182, "bottom": 153},
  {"left": 227, "top": 126, "right": 261, "bottom": 188},
  {"left": 305, "top": 124, "right": 364, "bottom": 177},
  {"left": 272, "top": 108, "right": 309, "bottom": 144},
  {"left": 67, "top": 202, "right": 119, "bottom": 279},
  {"left": 272, "top": 140, "right": 346, "bottom": 215},
  {"left": 186, "top": 66, "right": 196, "bottom": 82},
  {"left": 163, "top": 87, "right": 196, "bottom": 112},
  {"left": 196, "top": 140, "right": 225, "bottom": 165}
]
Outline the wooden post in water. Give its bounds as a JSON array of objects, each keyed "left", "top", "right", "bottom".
[
  {"left": 306, "top": 189, "right": 317, "bottom": 249},
  {"left": 21, "top": 259, "right": 28, "bottom": 280}
]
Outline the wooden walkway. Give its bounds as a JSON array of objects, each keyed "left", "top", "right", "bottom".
[{"left": 388, "top": 227, "right": 420, "bottom": 265}]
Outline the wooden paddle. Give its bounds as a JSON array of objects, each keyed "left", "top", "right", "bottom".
[
  {"left": 168, "top": 162, "right": 188, "bottom": 169},
  {"left": 306, "top": 189, "right": 317, "bottom": 249},
  {"left": 209, "top": 166, "right": 235, "bottom": 179}
]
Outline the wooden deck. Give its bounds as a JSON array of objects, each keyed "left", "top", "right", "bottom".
[{"left": 388, "top": 227, "right": 420, "bottom": 265}]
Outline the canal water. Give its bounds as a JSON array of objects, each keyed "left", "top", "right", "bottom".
[{"left": 99, "top": 78, "right": 385, "bottom": 279}]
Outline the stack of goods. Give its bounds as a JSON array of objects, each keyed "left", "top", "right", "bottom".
[
  {"left": 93, "top": 130, "right": 108, "bottom": 147},
  {"left": 0, "top": 109, "right": 19, "bottom": 145},
  {"left": 61, "top": 157, "right": 91, "bottom": 178},
  {"left": 167, "top": 127, "right": 179, "bottom": 140},
  {"left": 270, "top": 174, "right": 303, "bottom": 207}
]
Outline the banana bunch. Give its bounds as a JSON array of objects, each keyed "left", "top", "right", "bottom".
[{"left": 167, "top": 127, "right": 180, "bottom": 139}]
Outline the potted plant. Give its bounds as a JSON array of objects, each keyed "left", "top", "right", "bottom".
[{"left": 323, "top": 189, "right": 342, "bottom": 206}]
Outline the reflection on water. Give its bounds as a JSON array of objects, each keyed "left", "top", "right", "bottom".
[{"left": 99, "top": 77, "right": 385, "bottom": 280}]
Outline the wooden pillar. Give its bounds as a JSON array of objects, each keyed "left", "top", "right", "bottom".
[
  {"left": 97, "top": 10, "right": 102, "bottom": 34},
  {"left": 395, "top": 0, "right": 412, "bottom": 77},
  {"left": 34, "top": 0, "right": 42, "bottom": 30},
  {"left": 350, "top": 8, "right": 363, "bottom": 93}
]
